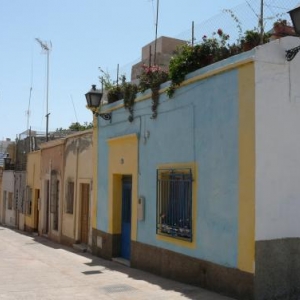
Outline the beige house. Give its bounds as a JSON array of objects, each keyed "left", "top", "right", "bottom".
[
  {"left": 37, "top": 130, "right": 93, "bottom": 248},
  {"left": 1, "top": 170, "right": 15, "bottom": 226},
  {"left": 0, "top": 140, "right": 16, "bottom": 226},
  {"left": 39, "top": 139, "right": 65, "bottom": 242},
  {"left": 61, "top": 130, "right": 93, "bottom": 250}
]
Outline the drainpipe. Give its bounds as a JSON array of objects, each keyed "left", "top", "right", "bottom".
[
  {"left": 59, "top": 143, "right": 65, "bottom": 242},
  {"left": 73, "top": 140, "right": 79, "bottom": 241}
]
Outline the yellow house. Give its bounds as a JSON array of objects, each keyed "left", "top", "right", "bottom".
[{"left": 61, "top": 130, "right": 93, "bottom": 249}]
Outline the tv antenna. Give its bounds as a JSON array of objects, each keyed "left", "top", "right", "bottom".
[
  {"left": 154, "top": 0, "right": 159, "bottom": 65},
  {"left": 35, "top": 38, "right": 52, "bottom": 141}
]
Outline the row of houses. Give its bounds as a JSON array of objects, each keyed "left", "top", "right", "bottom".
[
  {"left": 1, "top": 36, "right": 300, "bottom": 300},
  {"left": 0, "top": 130, "right": 93, "bottom": 248}
]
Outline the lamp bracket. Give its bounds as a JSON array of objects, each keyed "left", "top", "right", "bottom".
[
  {"left": 286, "top": 45, "right": 300, "bottom": 61},
  {"left": 94, "top": 111, "right": 112, "bottom": 121}
]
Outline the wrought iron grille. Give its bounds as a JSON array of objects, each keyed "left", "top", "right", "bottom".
[{"left": 156, "top": 168, "right": 193, "bottom": 241}]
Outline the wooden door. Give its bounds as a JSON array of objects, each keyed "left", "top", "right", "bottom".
[
  {"left": 45, "top": 180, "right": 49, "bottom": 234},
  {"left": 81, "top": 184, "right": 89, "bottom": 244},
  {"left": 34, "top": 189, "right": 40, "bottom": 231}
]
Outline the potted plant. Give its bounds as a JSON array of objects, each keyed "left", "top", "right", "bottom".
[
  {"left": 241, "top": 29, "right": 270, "bottom": 51},
  {"left": 122, "top": 80, "right": 138, "bottom": 122},
  {"left": 99, "top": 69, "right": 123, "bottom": 104},
  {"left": 167, "top": 29, "right": 231, "bottom": 97},
  {"left": 138, "top": 64, "right": 169, "bottom": 119},
  {"left": 272, "top": 19, "right": 295, "bottom": 39},
  {"left": 106, "top": 85, "right": 123, "bottom": 103}
]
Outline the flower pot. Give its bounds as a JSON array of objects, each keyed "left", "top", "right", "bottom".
[
  {"left": 242, "top": 41, "right": 255, "bottom": 52},
  {"left": 271, "top": 25, "right": 295, "bottom": 40}
]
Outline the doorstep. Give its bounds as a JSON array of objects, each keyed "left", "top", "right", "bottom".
[
  {"left": 112, "top": 257, "right": 131, "bottom": 267},
  {"left": 73, "top": 243, "right": 87, "bottom": 253}
]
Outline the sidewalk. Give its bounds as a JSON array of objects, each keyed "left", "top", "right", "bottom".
[{"left": 0, "top": 226, "right": 236, "bottom": 300}]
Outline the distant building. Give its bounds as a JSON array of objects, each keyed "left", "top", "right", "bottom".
[
  {"left": 131, "top": 36, "right": 186, "bottom": 81},
  {"left": 0, "top": 138, "right": 15, "bottom": 167}
]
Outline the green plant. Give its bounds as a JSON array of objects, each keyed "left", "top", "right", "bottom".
[
  {"left": 138, "top": 64, "right": 169, "bottom": 118},
  {"left": 138, "top": 64, "right": 169, "bottom": 92},
  {"left": 241, "top": 29, "right": 270, "bottom": 51},
  {"left": 167, "top": 29, "right": 231, "bottom": 98},
  {"left": 123, "top": 81, "right": 138, "bottom": 122},
  {"left": 99, "top": 69, "right": 139, "bottom": 122},
  {"left": 99, "top": 68, "right": 124, "bottom": 104}
]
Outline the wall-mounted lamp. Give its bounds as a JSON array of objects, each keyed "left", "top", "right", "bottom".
[
  {"left": 286, "top": 6, "right": 300, "bottom": 61},
  {"left": 85, "top": 85, "right": 112, "bottom": 121},
  {"left": 3, "top": 154, "right": 11, "bottom": 170}
]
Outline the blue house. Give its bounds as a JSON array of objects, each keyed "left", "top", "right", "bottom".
[{"left": 91, "top": 36, "right": 300, "bottom": 300}]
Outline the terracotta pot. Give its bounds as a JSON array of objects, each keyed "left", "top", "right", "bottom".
[
  {"left": 272, "top": 25, "right": 295, "bottom": 40},
  {"left": 242, "top": 42, "right": 255, "bottom": 52}
]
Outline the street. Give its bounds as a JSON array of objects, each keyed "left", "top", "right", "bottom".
[{"left": 0, "top": 226, "right": 235, "bottom": 300}]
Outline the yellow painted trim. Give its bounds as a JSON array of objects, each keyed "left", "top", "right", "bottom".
[
  {"left": 238, "top": 63, "right": 255, "bottom": 273},
  {"left": 107, "top": 134, "right": 138, "bottom": 241},
  {"left": 107, "top": 133, "right": 138, "bottom": 144},
  {"left": 155, "top": 162, "right": 197, "bottom": 249},
  {"left": 92, "top": 116, "right": 98, "bottom": 229}
]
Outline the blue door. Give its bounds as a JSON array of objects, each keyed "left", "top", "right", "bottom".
[{"left": 121, "top": 176, "right": 132, "bottom": 260}]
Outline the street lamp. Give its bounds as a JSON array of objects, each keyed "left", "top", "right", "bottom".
[
  {"left": 85, "top": 85, "right": 112, "bottom": 121},
  {"left": 286, "top": 5, "right": 300, "bottom": 61}
]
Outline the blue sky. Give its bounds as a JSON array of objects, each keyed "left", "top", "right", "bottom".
[{"left": 0, "top": 0, "right": 286, "bottom": 139}]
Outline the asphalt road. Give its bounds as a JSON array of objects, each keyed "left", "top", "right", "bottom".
[{"left": 0, "top": 226, "right": 236, "bottom": 300}]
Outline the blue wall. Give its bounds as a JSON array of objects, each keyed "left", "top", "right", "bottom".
[{"left": 97, "top": 61, "right": 240, "bottom": 268}]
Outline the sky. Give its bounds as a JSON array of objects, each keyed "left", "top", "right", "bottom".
[{"left": 0, "top": 0, "right": 278, "bottom": 140}]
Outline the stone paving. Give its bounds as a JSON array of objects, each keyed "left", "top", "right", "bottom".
[{"left": 0, "top": 226, "right": 236, "bottom": 300}]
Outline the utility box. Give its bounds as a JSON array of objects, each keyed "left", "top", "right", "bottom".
[{"left": 137, "top": 196, "right": 145, "bottom": 221}]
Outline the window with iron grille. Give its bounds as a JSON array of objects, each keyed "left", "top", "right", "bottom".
[
  {"left": 66, "top": 181, "right": 74, "bottom": 214},
  {"left": 156, "top": 168, "right": 193, "bottom": 241},
  {"left": 26, "top": 186, "right": 32, "bottom": 215}
]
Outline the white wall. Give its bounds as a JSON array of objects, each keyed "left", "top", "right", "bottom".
[
  {"left": 2, "top": 171, "right": 16, "bottom": 227},
  {"left": 255, "top": 37, "right": 300, "bottom": 241}
]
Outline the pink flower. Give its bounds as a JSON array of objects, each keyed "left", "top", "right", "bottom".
[{"left": 217, "top": 29, "right": 223, "bottom": 36}]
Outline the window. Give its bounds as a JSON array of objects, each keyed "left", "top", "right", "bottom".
[
  {"left": 26, "top": 187, "right": 32, "bottom": 215},
  {"left": 66, "top": 181, "right": 74, "bottom": 214},
  {"left": 8, "top": 192, "right": 13, "bottom": 210},
  {"left": 156, "top": 168, "right": 193, "bottom": 241}
]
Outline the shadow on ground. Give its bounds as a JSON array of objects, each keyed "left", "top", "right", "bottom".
[{"left": 0, "top": 225, "right": 233, "bottom": 300}]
